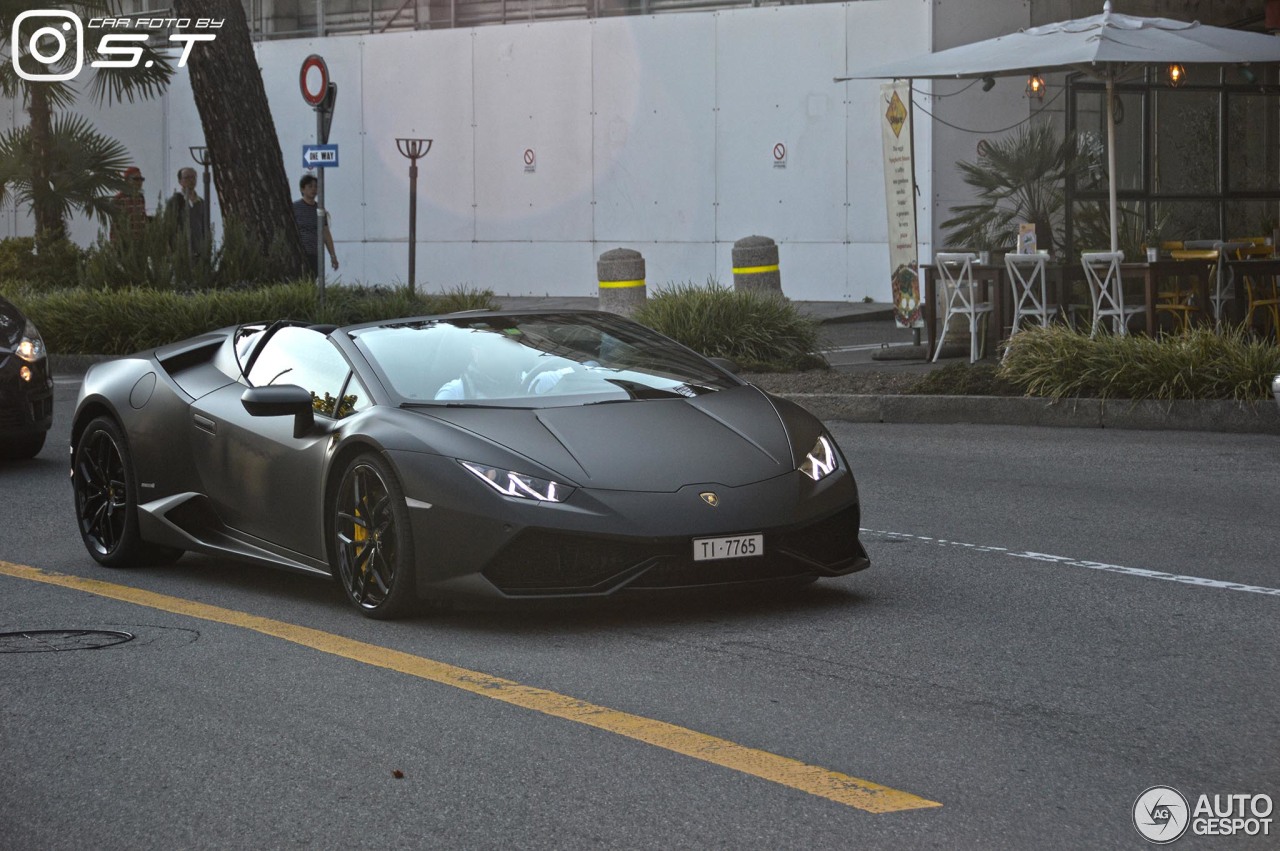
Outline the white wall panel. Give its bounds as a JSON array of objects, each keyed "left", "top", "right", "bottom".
[
  {"left": 472, "top": 22, "right": 594, "bottom": 242},
  {"left": 626, "top": 242, "right": 719, "bottom": 290},
  {"left": 842, "top": 0, "right": 934, "bottom": 270},
  {"left": 592, "top": 16, "right": 716, "bottom": 244},
  {"left": 24, "top": 1, "right": 946, "bottom": 301},
  {"left": 471, "top": 242, "right": 600, "bottom": 295},
  {"left": 760, "top": 242, "right": 850, "bottom": 302},
  {"left": 715, "top": 5, "right": 849, "bottom": 244},
  {"left": 359, "top": 30, "right": 476, "bottom": 243},
  {"left": 848, "top": 240, "right": 892, "bottom": 301}
]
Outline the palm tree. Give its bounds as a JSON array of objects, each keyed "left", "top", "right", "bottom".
[
  {"left": 0, "top": 113, "right": 132, "bottom": 234},
  {"left": 0, "top": 2, "right": 173, "bottom": 243},
  {"left": 941, "top": 123, "right": 1101, "bottom": 258}
]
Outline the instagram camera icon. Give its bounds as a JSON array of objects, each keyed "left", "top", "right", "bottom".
[{"left": 12, "top": 11, "right": 84, "bottom": 82}]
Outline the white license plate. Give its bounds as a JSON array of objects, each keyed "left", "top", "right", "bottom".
[{"left": 692, "top": 534, "right": 764, "bottom": 562}]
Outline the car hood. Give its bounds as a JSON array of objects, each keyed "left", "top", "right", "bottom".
[{"left": 412, "top": 385, "right": 799, "bottom": 491}]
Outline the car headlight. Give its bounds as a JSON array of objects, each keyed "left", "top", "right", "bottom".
[
  {"left": 799, "top": 434, "right": 839, "bottom": 482},
  {"left": 15, "top": 320, "right": 45, "bottom": 363},
  {"left": 460, "top": 460, "right": 574, "bottom": 503}
]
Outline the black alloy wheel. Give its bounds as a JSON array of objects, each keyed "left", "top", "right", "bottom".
[
  {"left": 73, "top": 417, "right": 181, "bottom": 568},
  {"left": 334, "top": 452, "right": 416, "bottom": 619}
]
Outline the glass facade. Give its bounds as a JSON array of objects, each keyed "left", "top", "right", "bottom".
[{"left": 1066, "top": 67, "right": 1280, "bottom": 257}]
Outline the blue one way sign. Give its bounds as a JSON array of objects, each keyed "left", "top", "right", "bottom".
[{"left": 302, "top": 144, "right": 339, "bottom": 168}]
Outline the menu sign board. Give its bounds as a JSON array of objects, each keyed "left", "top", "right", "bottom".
[{"left": 880, "top": 81, "right": 921, "bottom": 329}]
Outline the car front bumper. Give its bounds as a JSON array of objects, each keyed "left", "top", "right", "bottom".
[
  {"left": 0, "top": 354, "right": 53, "bottom": 439},
  {"left": 388, "top": 449, "right": 869, "bottom": 601}
]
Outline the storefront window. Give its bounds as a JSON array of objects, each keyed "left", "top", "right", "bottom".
[{"left": 1066, "top": 66, "right": 1280, "bottom": 255}]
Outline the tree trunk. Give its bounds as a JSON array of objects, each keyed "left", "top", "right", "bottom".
[
  {"left": 173, "top": 0, "right": 306, "bottom": 274},
  {"left": 27, "top": 84, "right": 65, "bottom": 243}
]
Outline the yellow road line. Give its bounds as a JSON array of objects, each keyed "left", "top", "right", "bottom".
[{"left": 0, "top": 559, "right": 941, "bottom": 814}]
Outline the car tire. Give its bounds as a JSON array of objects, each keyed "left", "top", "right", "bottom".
[
  {"left": 72, "top": 416, "right": 183, "bottom": 568},
  {"left": 332, "top": 451, "right": 418, "bottom": 619},
  {"left": 0, "top": 432, "right": 45, "bottom": 460}
]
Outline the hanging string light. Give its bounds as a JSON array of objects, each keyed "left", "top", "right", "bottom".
[{"left": 1167, "top": 63, "right": 1187, "bottom": 87}]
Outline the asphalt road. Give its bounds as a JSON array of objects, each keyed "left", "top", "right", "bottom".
[{"left": 1, "top": 380, "right": 1277, "bottom": 849}]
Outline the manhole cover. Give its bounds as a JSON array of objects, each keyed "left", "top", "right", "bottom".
[{"left": 0, "top": 630, "right": 135, "bottom": 653}]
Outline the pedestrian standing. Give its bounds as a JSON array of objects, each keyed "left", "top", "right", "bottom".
[
  {"left": 292, "top": 174, "right": 338, "bottom": 278},
  {"left": 165, "top": 167, "right": 209, "bottom": 260},
  {"left": 110, "top": 166, "right": 148, "bottom": 242}
]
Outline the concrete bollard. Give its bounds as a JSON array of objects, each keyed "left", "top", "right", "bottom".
[
  {"left": 732, "top": 235, "right": 782, "bottom": 294},
  {"left": 597, "top": 248, "right": 646, "bottom": 316}
]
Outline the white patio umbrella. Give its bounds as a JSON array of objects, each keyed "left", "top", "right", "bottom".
[{"left": 839, "top": 1, "right": 1280, "bottom": 252}]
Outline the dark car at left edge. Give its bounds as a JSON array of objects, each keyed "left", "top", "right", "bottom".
[{"left": 0, "top": 294, "right": 53, "bottom": 460}]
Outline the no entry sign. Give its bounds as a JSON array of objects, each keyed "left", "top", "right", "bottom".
[{"left": 300, "top": 54, "right": 329, "bottom": 106}]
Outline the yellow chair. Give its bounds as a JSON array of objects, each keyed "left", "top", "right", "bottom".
[
  {"left": 1230, "top": 238, "right": 1280, "bottom": 340},
  {"left": 1174, "top": 241, "right": 1247, "bottom": 323},
  {"left": 1155, "top": 244, "right": 1214, "bottom": 332}
]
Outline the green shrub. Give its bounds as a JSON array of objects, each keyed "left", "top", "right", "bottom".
[
  {"left": 211, "top": 219, "right": 296, "bottom": 290},
  {"left": 0, "top": 237, "right": 85, "bottom": 290},
  {"left": 17, "top": 283, "right": 497, "bottom": 355},
  {"left": 998, "top": 324, "right": 1280, "bottom": 401},
  {"left": 79, "top": 211, "right": 294, "bottom": 291},
  {"left": 633, "top": 281, "right": 825, "bottom": 371}
]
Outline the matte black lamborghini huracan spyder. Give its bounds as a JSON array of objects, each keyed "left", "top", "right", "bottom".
[{"left": 71, "top": 310, "right": 869, "bottom": 617}]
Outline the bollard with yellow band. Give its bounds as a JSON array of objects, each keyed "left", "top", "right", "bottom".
[
  {"left": 732, "top": 235, "right": 782, "bottom": 293},
  {"left": 598, "top": 248, "right": 646, "bottom": 317}
]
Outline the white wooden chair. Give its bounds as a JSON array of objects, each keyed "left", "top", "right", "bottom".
[
  {"left": 932, "top": 252, "right": 993, "bottom": 363},
  {"left": 1081, "top": 251, "right": 1141, "bottom": 337},
  {"left": 1004, "top": 253, "right": 1058, "bottom": 338}
]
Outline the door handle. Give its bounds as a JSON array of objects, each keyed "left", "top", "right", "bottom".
[{"left": 193, "top": 414, "right": 217, "bottom": 435}]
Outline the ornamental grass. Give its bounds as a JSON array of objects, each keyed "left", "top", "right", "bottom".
[
  {"left": 998, "top": 324, "right": 1280, "bottom": 402},
  {"left": 634, "top": 281, "right": 825, "bottom": 372}
]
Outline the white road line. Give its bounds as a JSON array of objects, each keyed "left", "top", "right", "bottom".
[{"left": 860, "top": 528, "right": 1280, "bottom": 598}]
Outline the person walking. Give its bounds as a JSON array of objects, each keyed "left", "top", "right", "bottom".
[
  {"left": 292, "top": 174, "right": 338, "bottom": 278},
  {"left": 164, "top": 167, "right": 209, "bottom": 261},
  {"left": 110, "top": 166, "right": 148, "bottom": 242}
]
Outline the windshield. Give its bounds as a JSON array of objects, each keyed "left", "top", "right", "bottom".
[{"left": 352, "top": 312, "right": 739, "bottom": 407}]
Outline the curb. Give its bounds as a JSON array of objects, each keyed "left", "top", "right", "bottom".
[
  {"left": 779, "top": 393, "right": 1280, "bottom": 435},
  {"left": 807, "top": 307, "right": 896, "bottom": 325}
]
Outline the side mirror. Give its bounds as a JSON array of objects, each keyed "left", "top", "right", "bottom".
[
  {"left": 241, "top": 384, "right": 315, "bottom": 438},
  {"left": 707, "top": 356, "right": 740, "bottom": 375}
]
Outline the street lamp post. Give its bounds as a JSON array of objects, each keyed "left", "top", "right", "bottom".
[
  {"left": 189, "top": 146, "right": 213, "bottom": 243},
  {"left": 395, "top": 138, "right": 432, "bottom": 295}
]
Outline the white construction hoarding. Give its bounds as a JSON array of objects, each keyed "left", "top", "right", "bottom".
[{"left": 2, "top": 0, "right": 947, "bottom": 300}]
